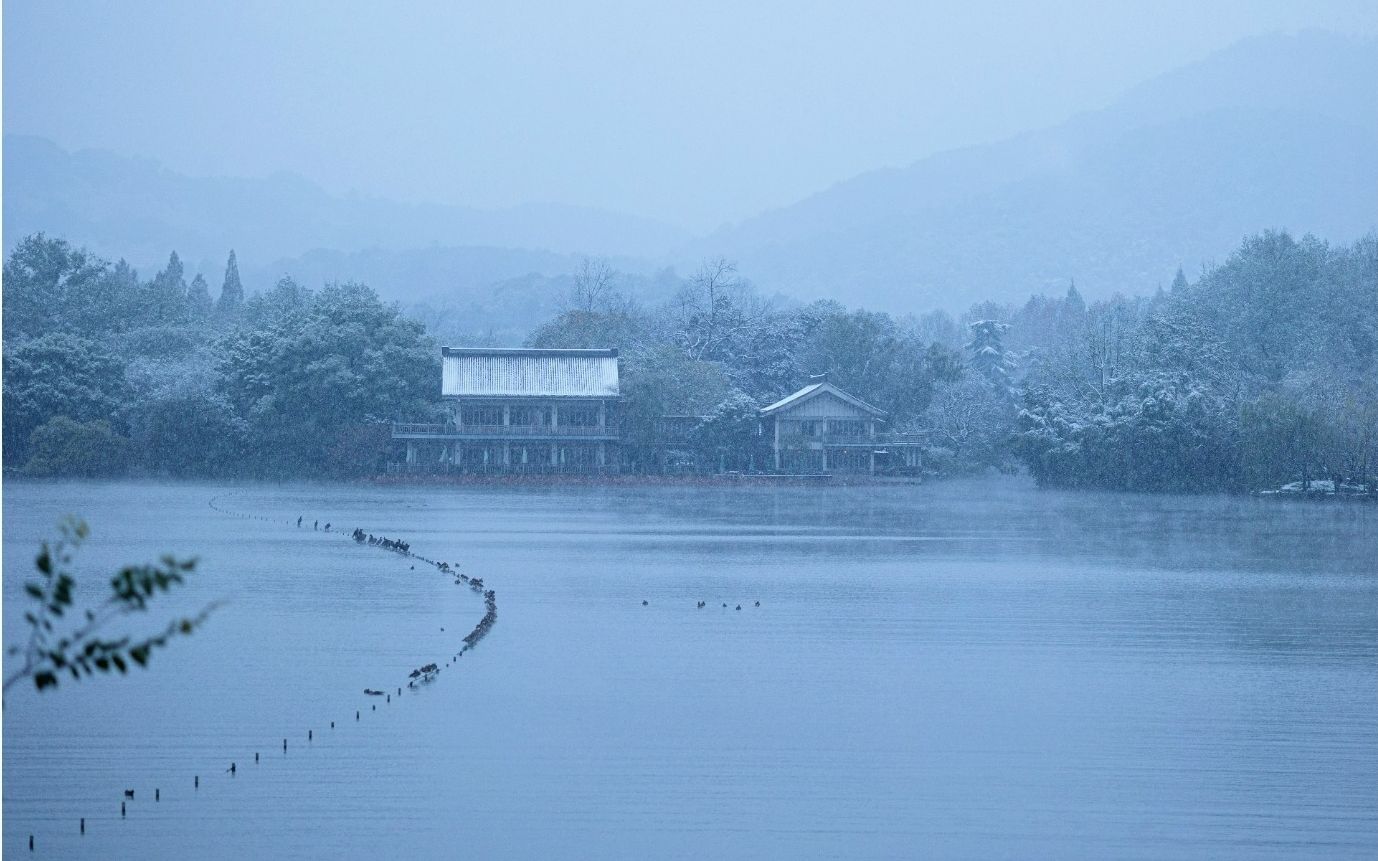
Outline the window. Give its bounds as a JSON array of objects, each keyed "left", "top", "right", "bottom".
[
  {"left": 829, "top": 420, "right": 865, "bottom": 438},
  {"left": 509, "top": 406, "right": 547, "bottom": 426},
  {"left": 559, "top": 405, "right": 600, "bottom": 427},
  {"left": 461, "top": 405, "right": 503, "bottom": 426}
]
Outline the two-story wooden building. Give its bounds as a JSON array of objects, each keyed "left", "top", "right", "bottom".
[
  {"left": 392, "top": 347, "right": 621, "bottom": 473},
  {"left": 758, "top": 380, "right": 924, "bottom": 475}
]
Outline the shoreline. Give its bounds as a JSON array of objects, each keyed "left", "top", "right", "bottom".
[{"left": 370, "top": 472, "right": 928, "bottom": 488}]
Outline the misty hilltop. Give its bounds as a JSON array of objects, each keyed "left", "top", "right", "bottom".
[
  {"left": 1, "top": 134, "right": 692, "bottom": 277},
  {"left": 686, "top": 31, "right": 1378, "bottom": 309},
  {"left": 4, "top": 31, "right": 1375, "bottom": 322}
]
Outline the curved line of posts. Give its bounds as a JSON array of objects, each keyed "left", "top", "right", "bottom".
[{"left": 22, "top": 493, "right": 498, "bottom": 853}]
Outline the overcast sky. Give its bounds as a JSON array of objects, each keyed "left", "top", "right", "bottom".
[{"left": 4, "top": 0, "right": 1375, "bottom": 231}]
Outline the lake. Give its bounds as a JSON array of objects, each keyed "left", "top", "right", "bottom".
[{"left": 4, "top": 478, "right": 1376, "bottom": 859}]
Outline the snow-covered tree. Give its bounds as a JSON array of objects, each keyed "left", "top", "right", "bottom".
[
  {"left": 148, "top": 251, "right": 187, "bottom": 323},
  {"left": 216, "top": 250, "right": 244, "bottom": 316},
  {"left": 965, "top": 319, "right": 1015, "bottom": 394},
  {"left": 187, "top": 273, "right": 213, "bottom": 318}
]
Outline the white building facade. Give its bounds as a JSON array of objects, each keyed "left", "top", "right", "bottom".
[{"left": 393, "top": 347, "right": 621, "bottom": 473}]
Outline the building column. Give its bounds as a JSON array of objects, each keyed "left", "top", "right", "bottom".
[
  {"left": 773, "top": 419, "right": 781, "bottom": 471},
  {"left": 406, "top": 441, "right": 417, "bottom": 464},
  {"left": 598, "top": 442, "right": 606, "bottom": 468}
]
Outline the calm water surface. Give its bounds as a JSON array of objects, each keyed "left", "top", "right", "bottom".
[{"left": 4, "top": 478, "right": 1376, "bottom": 859}]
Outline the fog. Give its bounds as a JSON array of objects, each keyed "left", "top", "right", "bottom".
[
  {"left": 5, "top": 0, "right": 1374, "bottom": 231},
  {"left": 4, "top": 4, "right": 1377, "bottom": 858}
]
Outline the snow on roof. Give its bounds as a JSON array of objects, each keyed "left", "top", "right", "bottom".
[
  {"left": 758, "top": 381, "right": 886, "bottom": 417},
  {"left": 441, "top": 347, "right": 620, "bottom": 398}
]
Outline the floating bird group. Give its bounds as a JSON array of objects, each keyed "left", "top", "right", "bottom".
[{"left": 681, "top": 599, "right": 762, "bottom": 610}]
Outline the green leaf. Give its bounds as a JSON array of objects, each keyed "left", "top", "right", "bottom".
[
  {"left": 34, "top": 671, "right": 58, "bottom": 691},
  {"left": 36, "top": 548, "right": 52, "bottom": 576},
  {"left": 111, "top": 654, "right": 127, "bottom": 674},
  {"left": 24, "top": 583, "right": 44, "bottom": 599}
]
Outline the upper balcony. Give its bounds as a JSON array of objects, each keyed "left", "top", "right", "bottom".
[{"left": 391, "top": 422, "right": 617, "bottom": 441}]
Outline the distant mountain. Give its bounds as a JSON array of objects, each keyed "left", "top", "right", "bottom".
[
  {"left": 6, "top": 31, "right": 1375, "bottom": 325},
  {"left": 687, "top": 31, "right": 1378, "bottom": 311},
  {"left": 2, "top": 134, "right": 691, "bottom": 279}
]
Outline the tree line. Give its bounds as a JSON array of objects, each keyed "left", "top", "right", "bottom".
[
  {"left": 525, "top": 233, "right": 1377, "bottom": 490},
  {"left": 4, "top": 230, "right": 1374, "bottom": 492},
  {"left": 3, "top": 235, "right": 437, "bottom": 478}
]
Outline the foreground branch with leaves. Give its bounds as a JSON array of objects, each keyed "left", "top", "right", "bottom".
[{"left": 4, "top": 516, "right": 218, "bottom": 694}]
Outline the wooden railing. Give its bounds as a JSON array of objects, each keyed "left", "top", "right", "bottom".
[{"left": 391, "top": 423, "right": 612, "bottom": 438}]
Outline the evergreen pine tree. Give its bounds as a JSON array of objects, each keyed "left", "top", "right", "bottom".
[
  {"left": 187, "top": 273, "right": 213, "bottom": 317},
  {"left": 1063, "top": 279, "right": 1086, "bottom": 316},
  {"left": 1170, "top": 266, "right": 1189, "bottom": 293},
  {"left": 965, "top": 319, "right": 1015, "bottom": 394},
  {"left": 217, "top": 250, "right": 244, "bottom": 316},
  {"left": 149, "top": 251, "right": 188, "bottom": 324}
]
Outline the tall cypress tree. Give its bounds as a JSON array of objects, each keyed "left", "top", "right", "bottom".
[
  {"left": 187, "top": 273, "right": 213, "bottom": 318},
  {"left": 217, "top": 250, "right": 244, "bottom": 316},
  {"left": 150, "top": 251, "right": 188, "bottom": 324}
]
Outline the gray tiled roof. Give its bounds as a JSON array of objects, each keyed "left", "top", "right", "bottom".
[
  {"left": 441, "top": 347, "right": 620, "bottom": 398},
  {"left": 759, "top": 381, "right": 885, "bottom": 416}
]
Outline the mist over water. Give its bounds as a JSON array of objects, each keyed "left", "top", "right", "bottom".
[{"left": 5, "top": 478, "right": 1375, "bottom": 858}]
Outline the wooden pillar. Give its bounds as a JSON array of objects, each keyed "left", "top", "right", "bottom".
[{"left": 773, "top": 418, "right": 781, "bottom": 472}]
